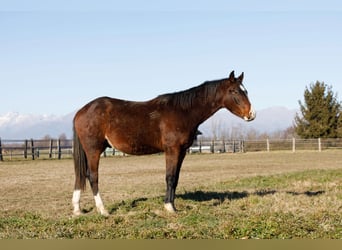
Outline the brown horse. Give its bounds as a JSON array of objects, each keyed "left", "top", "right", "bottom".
[{"left": 72, "top": 70, "right": 255, "bottom": 216}]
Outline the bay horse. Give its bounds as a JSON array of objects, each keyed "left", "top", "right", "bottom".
[{"left": 72, "top": 70, "right": 255, "bottom": 216}]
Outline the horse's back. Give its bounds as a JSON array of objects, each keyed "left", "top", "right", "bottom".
[
  {"left": 74, "top": 96, "right": 164, "bottom": 155},
  {"left": 74, "top": 96, "right": 146, "bottom": 124}
]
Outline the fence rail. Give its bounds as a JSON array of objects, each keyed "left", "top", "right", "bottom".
[
  {"left": 0, "top": 139, "right": 73, "bottom": 161},
  {"left": 1, "top": 138, "right": 342, "bottom": 161},
  {"left": 243, "top": 138, "right": 342, "bottom": 152}
]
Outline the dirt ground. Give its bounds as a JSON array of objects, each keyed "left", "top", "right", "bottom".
[{"left": 1, "top": 151, "right": 341, "bottom": 218}]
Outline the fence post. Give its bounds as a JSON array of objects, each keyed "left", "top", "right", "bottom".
[
  {"left": 71, "top": 139, "right": 74, "bottom": 156},
  {"left": 49, "top": 139, "right": 53, "bottom": 158},
  {"left": 0, "top": 138, "right": 3, "bottom": 161},
  {"left": 57, "top": 139, "right": 62, "bottom": 159},
  {"left": 266, "top": 138, "right": 270, "bottom": 152},
  {"left": 199, "top": 140, "right": 202, "bottom": 153},
  {"left": 31, "top": 139, "right": 35, "bottom": 160},
  {"left": 292, "top": 137, "right": 296, "bottom": 153},
  {"left": 24, "top": 140, "right": 28, "bottom": 159},
  {"left": 318, "top": 138, "right": 321, "bottom": 152}
]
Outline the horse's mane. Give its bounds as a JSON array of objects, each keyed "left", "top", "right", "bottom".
[{"left": 154, "top": 78, "right": 227, "bottom": 110}]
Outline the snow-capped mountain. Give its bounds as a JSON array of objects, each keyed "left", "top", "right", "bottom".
[
  {"left": 0, "top": 107, "right": 297, "bottom": 139},
  {"left": 199, "top": 106, "right": 297, "bottom": 138},
  {"left": 0, "top": 112, "right": 75, "bottom": 139}
]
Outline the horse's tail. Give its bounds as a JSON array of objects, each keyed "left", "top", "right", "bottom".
[{"left": 73, "top": 124, "right": 88, "bottom": 191}]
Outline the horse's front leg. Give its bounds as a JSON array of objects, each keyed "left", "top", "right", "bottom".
[{"left": 164, "top": 148, "right": 186, "bottom": 213}]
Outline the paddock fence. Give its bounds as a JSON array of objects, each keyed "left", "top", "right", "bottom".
[
  {"left": 0, "top": 138, "right": 342, "bottom": 161},
  {"left": 0, "top": 139, "right": 73, "bottom": 161}
]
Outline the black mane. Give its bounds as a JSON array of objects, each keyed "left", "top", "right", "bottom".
[{"left": 155, "top": 78, "right": 227, "bottom": 109}]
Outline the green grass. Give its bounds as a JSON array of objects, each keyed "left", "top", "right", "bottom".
[{"left": 1, "top": 168, "right": 341, "bottom": 239}]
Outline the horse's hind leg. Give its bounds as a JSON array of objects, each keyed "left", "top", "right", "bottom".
[{"left": 88, "top": 150, "right": 109, "bottom": 217}]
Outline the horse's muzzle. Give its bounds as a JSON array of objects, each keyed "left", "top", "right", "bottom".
[{"left": 244, "top": 107, "right": 256, "bottom": 121}]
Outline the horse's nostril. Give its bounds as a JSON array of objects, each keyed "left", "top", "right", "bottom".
[{"left": 244, "top": 107, "right": 256, "bottom": 121}]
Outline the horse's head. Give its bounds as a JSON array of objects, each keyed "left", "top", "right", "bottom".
[{"left": 223, "top": 71, "right": 255, "bottom": 121}]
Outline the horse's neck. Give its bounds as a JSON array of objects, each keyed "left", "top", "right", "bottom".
[{"left": 188, "top": 92, "right": 223, "bottom": 127}]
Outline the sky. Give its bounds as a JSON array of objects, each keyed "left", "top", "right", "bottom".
[{"left": 1, "top": 1, "right": 342, "bottom": 116}]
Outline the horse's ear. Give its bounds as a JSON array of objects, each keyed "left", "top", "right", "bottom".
[
  {"left": 229, "top": 71, "right": 235, "bottom": 81},
  {"left": 238, "top": 72, "right": 244, "bottom": 81}
]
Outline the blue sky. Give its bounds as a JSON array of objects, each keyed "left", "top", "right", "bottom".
[{"left": 1, "top": 1, "right": 342, "bottom": 115}]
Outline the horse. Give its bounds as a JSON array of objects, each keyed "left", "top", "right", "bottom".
[{"left": 72, "top": 70, "right": 255, "bottom": 216}]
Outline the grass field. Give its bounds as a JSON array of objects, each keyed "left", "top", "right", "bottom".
[{"left": 0, "top": 151, "right": 341, "bottom": 239}]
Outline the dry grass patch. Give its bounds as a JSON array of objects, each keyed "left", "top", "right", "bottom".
[{"left": 0, "top": 151, "right": 341, "bottom": 238}]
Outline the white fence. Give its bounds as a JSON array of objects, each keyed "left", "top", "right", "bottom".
[
  {"left": 242, "top": 138, "right": 342, "bottom": 152},
  {"left": 190, "top": 138, "right": 342, "bottom": 153}
]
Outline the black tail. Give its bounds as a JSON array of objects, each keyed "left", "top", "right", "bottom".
[{"left": 73, "top": 124, "right": 88, "bottom": 191}]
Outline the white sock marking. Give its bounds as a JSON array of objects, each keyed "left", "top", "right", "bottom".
[
  {"left": 164, "top": 203, "right": 176, "bottom": 213},
  {"left": 94, "top": 193, "right": 109, "bottom": 217},
  {"left": 72, "top": 190, "right": 82, "bottom": 216}
]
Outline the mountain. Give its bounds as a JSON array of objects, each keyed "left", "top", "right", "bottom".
[
  {"left": 0, "top": 107, "right": 297, "bottom": 139},
  {"left": 0, "top": 112, "right": 75, "bottom": 139},
  {"left": 198, "top": 106, "right": 297, "bottom": 138}
]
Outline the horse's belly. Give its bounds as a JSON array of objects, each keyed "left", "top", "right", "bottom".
[
  {"left": 117, "top": 143, "right": 162, "bottom": 155},
  {"left": 106, "top": 135, "right": 162, "bottom": 155}
]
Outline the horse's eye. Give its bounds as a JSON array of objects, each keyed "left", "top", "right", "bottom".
[{"left": 229, "top": 89, "right": 238, "bottom": 94}]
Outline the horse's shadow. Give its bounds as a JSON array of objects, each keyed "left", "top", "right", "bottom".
[
  {"left": 104, "top": 189, "right": 325, "bottom": 214},
  {"left": 178, "top": 189, "right": 325, "bottom": 203},
  {"left": 286, "top": 190, "right": 325, "bottom": 196},
  {"left": 178, "top": 189, "right": 276, "bottom": 203}
]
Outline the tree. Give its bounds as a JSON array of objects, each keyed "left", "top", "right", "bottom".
[
  {"left": 295, "top": 81, "right": 341, "bottom": 138},
  {"left": 58, "top": 133, "right": 69, "bottom": 147},
  {"left": 337, "top": 112, "right": 342, "bottom": 137},
  {"left": 58, "top": 133, "right": 67, "bottom": 140}
]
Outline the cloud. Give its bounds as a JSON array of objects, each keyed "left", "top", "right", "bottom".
[{"left": 0, "top": 112, "right": 75, "bottom": 139}]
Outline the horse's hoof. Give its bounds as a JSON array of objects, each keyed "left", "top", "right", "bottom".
[
  {"left": 100, "top": 210, "right": 110, "bottom": 217},
  {"left": 164, "top": 203, "right": 176, "bottom": 213},
  {"left": 72, "top": 210, "right": 83, "bottom": 217},
  {"left": 97, "top": 207, "right": 110, "bottom": 217}
]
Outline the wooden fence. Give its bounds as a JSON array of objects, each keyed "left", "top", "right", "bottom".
[
  {"left": 1, "top": 138, "right": 342, "bottom": 161},
  {"left": 0, "top": 139, "right": 73, "bottom": 161}
]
